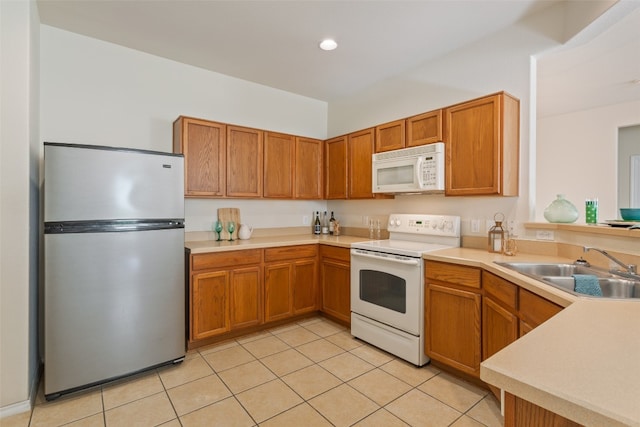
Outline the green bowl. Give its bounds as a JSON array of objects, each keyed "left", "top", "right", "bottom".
[{"left": 620, "top": 208, "right": 640, "bottom": 221}]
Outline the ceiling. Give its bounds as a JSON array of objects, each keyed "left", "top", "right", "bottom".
[{"left": 37, "top": 0, "right": 640, "bottom": 115}]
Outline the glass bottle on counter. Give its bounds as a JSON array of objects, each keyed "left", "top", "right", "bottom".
[
  {"left": 314, "top": 212, "right": 321, "bottom": 235},
  {"left": 322, "top": 211, "right": 329, "bottom": 234},
  {"left": 329, "top": 211, "right": 335, "bottom": 235}
]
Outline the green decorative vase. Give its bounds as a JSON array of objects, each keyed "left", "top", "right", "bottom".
[{"left": 543, "top": 194, "right": 579, "bottom": 223}]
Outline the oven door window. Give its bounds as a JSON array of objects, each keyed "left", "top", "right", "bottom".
[{"left": 359, "top": 269, "right": 406, "bottom": 313}]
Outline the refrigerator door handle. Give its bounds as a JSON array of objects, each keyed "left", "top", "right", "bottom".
[{"left": 44, "top": 219, "right": 185, "bottom": 234}]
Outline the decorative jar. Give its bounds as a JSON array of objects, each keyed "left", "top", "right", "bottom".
[{"left": 543, "top": 194, "right": 579, "bottom": 223}]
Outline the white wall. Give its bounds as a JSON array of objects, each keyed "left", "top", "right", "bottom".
[
  {"left": 537, "top": 101, "right": 640, "bottom": 222},
  {"left": 0, "top": 0, "right": 40, "bottom": 416},
  {"left": 40, "top": 26, "right": 330, "bottom": 233}
]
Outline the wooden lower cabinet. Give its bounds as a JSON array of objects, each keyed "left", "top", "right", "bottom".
[
  {"left": 189, "top": 249, "right": 263, "bottom": 342},
  {"left": 229, "top": 266, "right": 262, "bottom": 330},
  {"left": 482, "top": 271, "right": 519, "bottom": 360},
  {"left": 293, "top": 258, "right": 319, "bottom": 315},
  {"left": 425, "top": 261, "right": 482, "bottom": 377},
  {"left": 264, "top": 245, "right": 318, "bottom": 323},
  {"left": 519, "top": 288, "right": 563, "bottom": 336},
  {"left": 320, "top": 246, "right": 351, "bottom": 324},
  {"left": 191, "top": 270, "right": 229, "bottom": 340},
  {"left": 483, "top": 297, "right": 518, "bottom": 360},
  {"left": 504, "top": 393, "right": 582, "bottom": 427},
  {"left": 425, "top": 283, "right": 482, "bottom": 377},
  {"left": 425, "top": 262, "right": 565, "bottom": 382}
]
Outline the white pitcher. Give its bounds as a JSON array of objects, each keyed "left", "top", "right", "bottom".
[{"left": 238, "top": 224, "right": 253, "bottom": 240}]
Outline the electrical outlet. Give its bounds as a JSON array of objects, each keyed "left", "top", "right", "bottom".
[
  {"left": 362, "top": 215, "right": 369, "bottom": 225},
  {"left": 536, "top": 230, "right": 555, "bottom": 241},
  {"left": 302, "top": 215, "right": 310, "bottom": 226},
  {"left": 471, "top": 219, "right": 480, "bottom": 233}
]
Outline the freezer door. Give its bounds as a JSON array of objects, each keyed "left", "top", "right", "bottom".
[
  {"left": 44, "top": 228, "right": 185, "bottom": 396},
  {"left": 44, "top": 144, "right": 184, "bottom": 222}
]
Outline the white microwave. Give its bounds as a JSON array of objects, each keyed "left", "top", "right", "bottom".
[{"left": 372, "top": 142, "right": 444, "bottom": 194}]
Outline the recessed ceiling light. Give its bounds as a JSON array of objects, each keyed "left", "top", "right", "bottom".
[{"left": 319, "top": 39, "right": 338, "bottom": 51}]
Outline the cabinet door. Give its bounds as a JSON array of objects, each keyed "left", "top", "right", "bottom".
[
  {"left": 264, "top": 262, "right": 293, "bottom": 322},
  {"left": 191, "top": 270, "right": 229, "bottom": 340},
  {"left": 229, "top": 266, "right": 263, "bottom": 330},
  {"left": 348, "top": 128, "right": 375, "bottom": 199},
  {"left": 293, "top": 258, "right": 318, "bottom": 314},
  {"left": 375, "top": 120, "right": 405, "bottom": 152},
  {"left": 320, "top": 259, "right": 351, "bottom": 324},
  {"left": 425, "top": 283, "right": 481, "bottom": 377},
  {"left": 226, "top": 125, "right": 263, "bottom": 197},
  {"left": 483, "top": 297, "right": 518, "bottom": 360},
  {"left": 264, "top": 132, "right": 295, "bottom": 198},
  {"left": 295, "top": 137, "right": 323, "bottom": 199},
  {"left": 325, "top": 136, "right": 348, "bottom": 199},
  {"left": 406, "top": 109, "right": 442, "bottom": 147},
  {"left": 445, "top": 95, "right": 501, "bottom": 195},
  {"left": 173, "top": 117, "right": 226, "bottom": 197},
  {"left": 518, "top": 289, "right": 563, "bottom": 337}
]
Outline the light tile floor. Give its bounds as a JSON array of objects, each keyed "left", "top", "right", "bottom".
[{"left": 2, "top": 317, "right": 502, "bottom": 427}]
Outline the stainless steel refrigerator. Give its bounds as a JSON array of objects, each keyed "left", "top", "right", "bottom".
[{"left": 43, "top": 142, "right": 185, "bottom": 400}]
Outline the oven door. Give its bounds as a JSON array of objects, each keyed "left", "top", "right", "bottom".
[{"left": 350, "top": 248, "right": 423, "bottom": 335}]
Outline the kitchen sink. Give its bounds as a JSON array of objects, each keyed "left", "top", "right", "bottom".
[{"left": 495, "top": 262, "right": 640, "bottom": 299}]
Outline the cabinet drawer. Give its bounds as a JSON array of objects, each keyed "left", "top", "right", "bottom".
[
  {"left": 483, "top": 271, "right": 517, "bottom": 311},
  {"left": 320, "top": 245, "right": 350, "bottom": 263},
  {"left": 425, "top": 261, "right": 481, "bottom": 289},
  {"left": 265, "top": 245, "right": 317, "bottom": 262},
  {"left": 192, "top": 249, "right": 262, "bottom": 271}
]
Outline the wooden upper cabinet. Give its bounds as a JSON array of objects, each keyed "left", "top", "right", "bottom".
[
  {"left": 444, "top": 92, "right": 519, "bottom": 196},
  {"left": 406, "top": 109, "right": 443, "bottom": 147},
  {"left": 325, "top": 136, "right": 348, "bottom": 199},
  {"left": 263, "top": 132, "right": 294, "bottom": 198},
  {"left": 375, "top": 119, "right": 405, "bottom": 152},
  {"left": 295, "top": 137, "right": 323, "bottom": 199},
  {"left": 173, "top": 116, "right": 226, "bottom": 197},
  {"left": 348, "top": 128, "right": 375, "bottom": 199},
  {"left": 226, "top": 125, "right": 263, "bottom": 197}
]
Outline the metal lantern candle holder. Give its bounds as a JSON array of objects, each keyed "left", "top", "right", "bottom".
[{"left": 488, "top": 212, "right": 507, "bottom": 253}]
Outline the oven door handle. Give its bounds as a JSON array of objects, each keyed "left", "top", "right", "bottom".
[{"left": 351, "top": 250, "right": 420, "bottom": 266}]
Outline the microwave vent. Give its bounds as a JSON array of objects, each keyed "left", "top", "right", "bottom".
[{"left": 374, "top": 142, "right": 444, "bottom": 161}]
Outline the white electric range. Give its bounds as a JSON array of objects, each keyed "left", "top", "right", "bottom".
[{"left": 350, "top": 214, "right": 461, "bottom": 366}]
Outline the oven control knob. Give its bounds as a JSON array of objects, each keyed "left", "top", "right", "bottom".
[
  {"left": 394, "top": 219, "right": 401, "bottom": 227},
  {"left": 437, "top": 220, "right": 445, "bottom": 230}
]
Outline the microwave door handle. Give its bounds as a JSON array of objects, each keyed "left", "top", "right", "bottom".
[
  {"left": 415, "top": 157, "right": 425, "bottom": 188},
  {"left": 352, "top": 251, "right": 420, "bottom": 266}
]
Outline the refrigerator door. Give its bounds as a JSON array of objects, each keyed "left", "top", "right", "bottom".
[
  {"left": 44, "top": 227, "right": 185, "bottom": 396},
  {"left": 44, "top": 143, "right": 184, "bottom": 222}
]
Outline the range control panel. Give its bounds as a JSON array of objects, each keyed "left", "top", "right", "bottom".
[{"left": 387, "top": 214, "right": 460, "bottom": 237}]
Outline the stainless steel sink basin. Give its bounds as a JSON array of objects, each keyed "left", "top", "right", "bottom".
[
  {"left": 540, "top": 276, "right": 640, "bottom": 298},
  {"left": 495, "top": 262, "right": 640, "bottom": 299}
]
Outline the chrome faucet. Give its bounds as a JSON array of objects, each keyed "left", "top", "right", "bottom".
[{"left": 583, "top": 247, "right": 637, "bottom": 276}]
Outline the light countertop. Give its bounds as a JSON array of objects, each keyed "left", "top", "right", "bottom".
[
  {"left": 185, "top": 234, "right": 367, "bottom": 253},
  {"left": 184, "top": 235, "right": 639, "bottom": 426}
]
